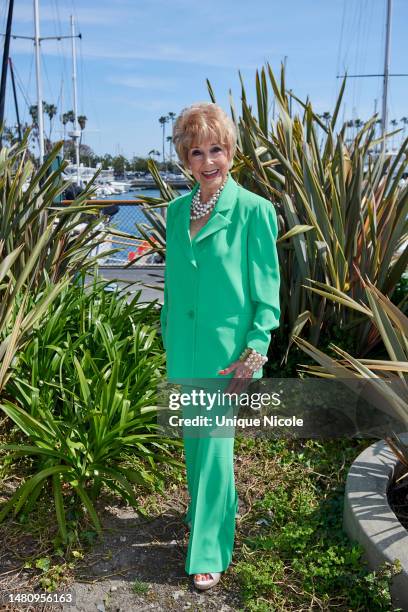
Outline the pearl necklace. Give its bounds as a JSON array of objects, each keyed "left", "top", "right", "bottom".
[{"left": 190, "top": 176, "right": 228, "bottom": 220}]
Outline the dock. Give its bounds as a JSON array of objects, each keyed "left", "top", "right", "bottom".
[{"left": 130, "top": 178, "right": 189, "bottom": 189}]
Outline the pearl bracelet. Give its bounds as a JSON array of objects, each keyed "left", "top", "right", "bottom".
[{"left": 239, "top": 347, "right": 268, "bottom": 372}]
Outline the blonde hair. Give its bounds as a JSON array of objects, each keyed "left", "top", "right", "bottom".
[{"left": 172, "top": 102, "right": 237, "bottom": 167}]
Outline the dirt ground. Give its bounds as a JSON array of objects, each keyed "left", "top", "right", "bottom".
[
  {"left": 0, "top": 469, "right": 249, "bottom": 612},
  {"left": 0, "top": 503, "right": 244, "bottom": 612},
  {"left": 63, "top": 504, "right": 243, "bottom": 612}
]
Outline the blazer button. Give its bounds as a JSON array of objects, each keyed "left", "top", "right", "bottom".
[{"left": 187, "top": 310, "right": 195, "bottom": 318}]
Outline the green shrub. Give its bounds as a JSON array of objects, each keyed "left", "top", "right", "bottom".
[{"left": 0, "top": 276, "right": 182, "bottom": 541}]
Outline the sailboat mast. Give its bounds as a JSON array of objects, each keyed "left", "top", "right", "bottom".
[
  {"left": 381, "top": 0, "right": 392, "bottom": 149},
  {"left": 34, "top": 0, "right": 44, "bottom": 163},
  {"left": 0, "top": 0, "right": 15, "bottom": 147},
  {"left": 70, "top": 15, "right": 80, "bottom": 185},
  {"left": 9, "top": 58, "right": 22, "bottom": 142}
]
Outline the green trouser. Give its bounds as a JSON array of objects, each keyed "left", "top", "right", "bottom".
[{"left": 182, "top": 403, "right": 238, "bottom": 575}]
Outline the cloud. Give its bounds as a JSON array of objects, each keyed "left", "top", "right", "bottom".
[
  {"left": 108, "top": 75, "right": 177, "bottom": 90},
  {"left": 116, "top": 98, "right": 176, "bottom": 112},
  {"left": 8, "top": 32, "right": 258, "bottom": 70},
  {"left": 12, "top": 3, "right": 126, "bottom": 26},
  {"left": 8, "top": 1, "right": 266, "bottom": 71},
  {"left": 74, "top": 42, "right": 258, "bottom": 70}
]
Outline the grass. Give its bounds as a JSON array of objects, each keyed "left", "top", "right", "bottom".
[
  {"left": 230, "top": 437, "right": 402, "bottom": 611},
  {"left": 132, "top": 579, "right": 150, "bottom": 595}
]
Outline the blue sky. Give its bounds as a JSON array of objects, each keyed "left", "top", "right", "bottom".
[{"left": 2, "top": 0, "right": 408, "bottom": 158}]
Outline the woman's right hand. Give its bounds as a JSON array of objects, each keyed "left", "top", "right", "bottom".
[{"left": 218, "top": 360, "right": 254, "bottom": 396}]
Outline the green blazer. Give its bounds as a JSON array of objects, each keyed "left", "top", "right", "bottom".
[{"left": 160, "top": 173, "right": 280, "bottom": 380}]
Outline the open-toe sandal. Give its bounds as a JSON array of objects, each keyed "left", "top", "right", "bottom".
[{"left": 193, "top": 572, "right": 221, "bottom": 591}]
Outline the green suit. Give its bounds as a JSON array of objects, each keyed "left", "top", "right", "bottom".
[{"left": 161, "top": 173, "right": 280, "bottom": 574}]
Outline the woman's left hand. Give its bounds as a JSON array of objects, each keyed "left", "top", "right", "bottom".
[{"left": 218, "top": 360, "right": 254, "bottom": 395}]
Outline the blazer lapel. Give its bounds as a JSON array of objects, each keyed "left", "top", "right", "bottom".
[
  {"left": 173, "top": 181, "right": 199, "bottom": 268},
  {"left": 194, "top": 173, "right": 238, "bottom": 244},
  {"left": 172, "top": 173, "right": 239, "bottom": 265}
]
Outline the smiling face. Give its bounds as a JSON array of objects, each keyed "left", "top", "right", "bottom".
[{"left": 187, "top": 140, "right": 232, "bottom": 200}]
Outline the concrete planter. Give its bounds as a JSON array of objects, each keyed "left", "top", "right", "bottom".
[{"left": 343, "top": 435, "right": 408, "bottom": 611}]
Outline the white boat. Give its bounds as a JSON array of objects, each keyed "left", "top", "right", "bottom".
[
  {"left": 109, "top": 181, "right": 131, "bottom": 193},
  {"left": 95, "top": 185, "right": 114, "bottom": 197}
]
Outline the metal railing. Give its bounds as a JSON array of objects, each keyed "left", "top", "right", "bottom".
[{"left": 62, "top": 199, "right": 164, "bottom": 267}]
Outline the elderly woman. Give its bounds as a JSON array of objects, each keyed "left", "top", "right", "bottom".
[{"left": 160, "top": 102, "right": 280, "bottom": 590}]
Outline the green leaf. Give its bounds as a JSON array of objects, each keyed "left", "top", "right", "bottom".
[{"left": 53, "top": 474, "right": 68, "bottom": 543}]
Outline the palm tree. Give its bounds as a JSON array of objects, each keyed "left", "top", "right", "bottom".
[
  {"left": 321, "top": 111, "right": 331, "bottom": 128},
  {"left": 3, "top": 125, "right": 15, "bottom": 144},
  {"left": 29, "top": 104, "right": 38, "bottom": 126},
  {"left": 60, "top": 110, "right": 76, "bottom": 160},
  {"left": 372, "top": 118, "right": 382, "bottom": 149},
  {"left": 61, "top": 112, "right": 71, "bottom": 158},
  {"left": 29, "top": 103, "right": 44, "bottom": 153},
  {"left": 400, "top": 117, "right": 408, "bottom": 146},
  {"left": 148, "top": 149, "right": 160, "bottom": 160},
  {"left": 166, "top": 136, "right": 173, "bottom": 169},
  {"left": 77, "top": 115, "right": 87, "bottom": 131},
  {"left": 390, "top": 119, "right": 398, "bottom": 149},
  {"left": 77, "top": 115, "right": 87, "bottom": 147},
  {"left": 345, "top": 119, "right": 354, "bottom": 146},
  {"left": 167, "top": 111, "right": 176, "bottom": 165},
  {"left": 159, "top": 115, "right": 169, "bottom": 165},
  {"left": 354, "top": 118, "right": 363, "bottom": 140},
  {"left": 61, "top": 111, "right": 70, "bottom": 135},
  {"left": 316, "top": 112, "right": 332, "bottom": 150},
  {"left": 46, "top": 103, "right": 57, "bottom": 140}
]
